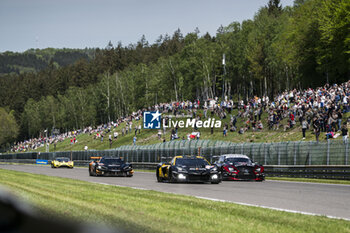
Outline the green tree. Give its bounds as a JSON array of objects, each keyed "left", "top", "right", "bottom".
[
  {"left": 317, "top": 0, "right": 350, "bottom": 83},
  {"left": 0, "top": 108, "right": 19, "bottom": 147}
]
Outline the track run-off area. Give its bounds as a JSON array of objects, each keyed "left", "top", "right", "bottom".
[{"left": 0, "top": 164, "right": 349, "bottom": 220}]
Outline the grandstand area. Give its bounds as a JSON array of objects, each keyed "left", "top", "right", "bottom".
[{"left": 9, "top": 81, "right": 350, "bottom": 153}]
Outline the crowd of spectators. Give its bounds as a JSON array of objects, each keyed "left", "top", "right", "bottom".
[
  {"left": 233, "top": 81, "right": 350, "bottom": 142},
  {"left": 10, "top": 81, "right": 350, "bottom": 152}
]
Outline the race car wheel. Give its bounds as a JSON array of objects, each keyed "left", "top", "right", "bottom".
[
  {"left": 168, "top": 168, "right": 175, "bottom": 183},
  {"left": 211, "top": 181, "right": 220, "bottom": 184},
  {"left": 156, "top": 169, "right": 162, "bottom": 182},
  {"left": 91, "top": 167, "right": 97, "bottom": 176},
  {"left": 89, "top": 169, "right": 92, "bottom": 176}
]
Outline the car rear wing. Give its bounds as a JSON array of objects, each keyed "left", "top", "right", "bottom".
[{"left": 90, "top": 156, "right": 102, "bottom": 161}]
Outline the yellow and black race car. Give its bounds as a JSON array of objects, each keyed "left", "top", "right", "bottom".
[
  {"left": 51, "top": 157, "right": 74, "bottom": 168},
  {"left": 89, "top": 156, "right": 134, "bottom": 177},
  {"left": 156, "top": 155, "right": 222, "bottom": 184}
]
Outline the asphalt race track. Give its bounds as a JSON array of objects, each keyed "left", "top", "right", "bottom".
[{"left": 1, "top": 164, "right": 350, "bottom": 220}]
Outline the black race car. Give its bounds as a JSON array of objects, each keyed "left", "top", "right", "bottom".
[
  {"left": 214, "top": 154, "right": 265, "bottom": 181},
  {"left": 89, "top": 156, "right": 134, "bottom": 177},
  {"left": 156, "top": 155, "right": 222, "bottom": 184}
]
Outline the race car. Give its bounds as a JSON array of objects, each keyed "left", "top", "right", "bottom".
[
  {"left": 89, "top": 156, "right": 134, "bottom": 177},
  {"left": 51, "top": 157, "right": 74, "bottom": 168},
  {"left": 214, "top": 154, "right": 265, "bottom": 181},
  {"left": 156, "top": 155, "right": 222, "bottom": 184}
]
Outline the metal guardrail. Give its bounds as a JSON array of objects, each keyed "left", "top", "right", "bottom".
[
  {"left": 264, "top": 165, "right": 350, "bottom": 180},
  {"left": 2, "top": 140, "right": 350, "bottom": 179},
  {"left": 1, "top": 159, "right": 350, "bottom": 180}
]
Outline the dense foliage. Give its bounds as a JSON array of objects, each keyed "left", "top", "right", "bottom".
[
  {"left": 0, "top": 0, "right": 349, "bottom": 146},
  {"left": 0, "top": 48, "right": 95, "bottom": 75},
  {"left": 0, "top": 108, "right": 19, "bottom": 148}
]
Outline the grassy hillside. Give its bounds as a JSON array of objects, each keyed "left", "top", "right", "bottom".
[{"left": 30, "top": 109, "right": 348, "bottom": 153}]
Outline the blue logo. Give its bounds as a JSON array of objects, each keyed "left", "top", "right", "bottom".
[
  {"left": 36, "top": 159, "right": 48, "bottom": 165},
  {"left": 143, "top": 111, "right": 161, "bottom": 129}
]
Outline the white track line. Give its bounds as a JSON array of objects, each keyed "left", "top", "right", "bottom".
[
  {"left": 93, "top": 181, "right": 350, "bottom": 222},
  {"left": 194, "top": 196, "right": 350, "bottom": 221}
]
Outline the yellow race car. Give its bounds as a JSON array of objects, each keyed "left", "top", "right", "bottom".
[
  {"left": 156, "top": 155, "right": 222, "bottom": 184},
  {"left": 51, "top": 157, "right": 74, "bottom": 168}
]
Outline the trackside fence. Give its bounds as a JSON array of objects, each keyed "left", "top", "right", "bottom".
[{"left": 1, "top": 140, "right": 349, "bottom": 165}]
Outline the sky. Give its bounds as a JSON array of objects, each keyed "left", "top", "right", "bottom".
[{"left": 0, "top": 0, "right": 294, "bottom": 52}]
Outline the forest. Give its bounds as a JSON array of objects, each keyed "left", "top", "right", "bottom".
[
  {"left": 0, "top": 48, "right": 95, "bottom": 75},
  {"left": 0, "top": 0, "right": 349, "bottom": 147}
]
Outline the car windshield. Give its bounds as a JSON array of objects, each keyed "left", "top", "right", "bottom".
[
  {"left": 56, "top": 158, "right": 69, "bottom": 162},
  {"left": 226, "top": 157, "right": 252, "bottom": 166},
  {"left": 175, "top": 158, "right": 209, "bottom": 166},
  {"left": 100, "top": 158, "right": 122, "bottom": 165}
]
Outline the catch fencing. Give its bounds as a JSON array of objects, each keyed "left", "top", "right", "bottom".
[{"left": 1, "top": 140, "right": 349, "bottom": 166}]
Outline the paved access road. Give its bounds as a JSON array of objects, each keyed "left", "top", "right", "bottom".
[{"left": 1, "top": 164, "right": 350, "bottom": 220}]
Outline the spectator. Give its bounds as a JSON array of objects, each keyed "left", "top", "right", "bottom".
[
  {"left": 337, "top": 110, "right": 343, "bottom": 131},
  {"left": 223, "top": 124, "right": 227, "bottom": 137},
  {"left": 326, "top": 127, "right": 334, "bottom": 140},
  {"left": 341, "top": 123, "right": 348, "bottom": 143},
  {"left": 302, "top": 119, "right": 308, "bottom": 139},
  {"left": 313, "top": 117, "right": 321, "bottom": 142}
]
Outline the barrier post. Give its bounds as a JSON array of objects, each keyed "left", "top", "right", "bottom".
[
  {"left": 327, "top": 140, "right": 330, "bottom": 165},
  {"left": 294, "top": 142, "right": 297, "bottom": 165},
  {"left": 277, "top": 142, "right": 281, "bottom": 165},
  {"left": 264, "top": 143, "right": 267, "bottom": 165},
  {"left": 309, "top": 141, "right": 312, "bottom": 166},
  {"left": 345, "top": 142, "right": 348, "bottom": 165}
]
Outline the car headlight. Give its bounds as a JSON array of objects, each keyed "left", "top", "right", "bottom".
[
  {"left": 177, "top": 167, "right": 183, "bottom": 171},
  {"left": 98, "top": 165, "right": 102, "bottom": 169},
  {"left": 211, "top": 174, "right": 218, "bottom": 180},
  {"left": 256, "top": 167, "right": 261, "bottom": 172},
  {"left": 211, "top": 166, "right": 217, "bottom": 171},
  {"left": 228, "top": 167, "right": 234, "bottom": 172}
]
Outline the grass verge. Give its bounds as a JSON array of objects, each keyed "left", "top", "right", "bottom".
[
  {"left": 267, "top": 177, "right": 350, "bottom": 185},
  {"left": 0, "top": 169, "right": 349, "bottom": 233}
]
